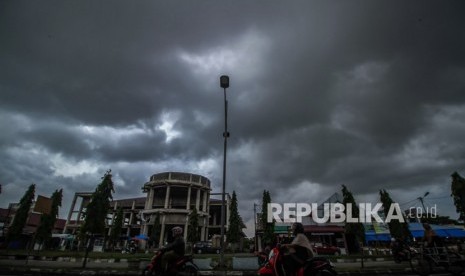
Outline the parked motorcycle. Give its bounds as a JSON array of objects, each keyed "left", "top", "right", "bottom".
[
  {"left": 258, "top": 246, "right": 337, "bottom": 276},
  {"left": 123, "top": 243, "right": 137, "bottom": 254},
  {"left": 142, "top": 250, "right": 199, "bottom": 276}
]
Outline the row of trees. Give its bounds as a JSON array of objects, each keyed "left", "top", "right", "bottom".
[
  {"left": 6, "top": 169, "right": 246, "bottom": 256},
  {"left": 2, "top": 170, "right": 114, "bottom": 267},
  {"left": 6, "top": 183, "right": 63, "bottom": 250},
  {"left": 8, "top": 169, "right": 465, "bottom": 256},
  {"left": 258, "top": 171, "right": 465, "bottom": 253}
]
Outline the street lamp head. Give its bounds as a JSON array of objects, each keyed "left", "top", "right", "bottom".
[{"left": 220, "top": 75, "right": 229, "bottom": 89}]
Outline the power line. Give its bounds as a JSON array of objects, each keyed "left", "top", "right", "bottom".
[
  {"left": 400, "top": 195, "right": 450, "bottom": 206},
  {"left": 399, "top": 198, "right": 420, "bottom": 207},
  {"left": 423, "top": 196, "right": 450, "bottom": 200}
]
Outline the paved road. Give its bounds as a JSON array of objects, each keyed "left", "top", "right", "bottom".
[
  {"left": 0, "top": 258, "right": 128, "bottom": 269},
  {"left": 0, "top": 258, "right": 458, "bottom": 275},
  {"left": 0, "top": 258, "right": 407, "bottom": 269}
]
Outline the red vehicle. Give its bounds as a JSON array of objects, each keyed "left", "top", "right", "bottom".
[
  {"left": 258, "top": 247, "right": 280, "bottom": 276},
  {"left": 142, "top": 250, "right": 198, "bottom": 276},
  {"left": 312, "top": 243, "right": 341, "bottom": 256},
  {"left": 258, "top": 245, "right": 337, "bottom": 276}
]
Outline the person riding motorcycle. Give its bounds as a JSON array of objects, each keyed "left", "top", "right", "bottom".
[
  {"left": 391, "top": 238, "right": 402, "bottom": 255},
  {"left": 391, "top": 237, "right": 410, "bottom": 262},
  {"left": 158, "top": 226, "right": 185, "bottom": 274},
  {"left": 281, "top": 222, "right": 315, "bottom": 276}
]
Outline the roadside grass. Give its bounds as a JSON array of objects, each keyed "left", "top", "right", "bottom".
[
  {"left": 0, "top": 249, "right": 152, "bottom": 260},
  {"left": 0, "top": 249, "right": 255, "bottom": 261},
  {"left": 0, "top": 249, "right": 394, "bottom": 264}
]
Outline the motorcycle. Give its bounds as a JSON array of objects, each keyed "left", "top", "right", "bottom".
[
  {"left": 142, "top": 250, "right": 199, "bottom": 276},
  {"left": 258, "top": 246, "right": 337, "bottom": 276},
  {"left": 256, "top": 247, "right": 272, "bottom": 267},
  {"left": 393, "top": 246, "right": 416, "bottom": 263},
  {"left": 392, "top": 242, "right": 417, "bottom": 264},
  {"left": 123, "top": 244, "right": 137, "bottom": 254}
]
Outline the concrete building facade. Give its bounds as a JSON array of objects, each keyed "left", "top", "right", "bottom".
[
  {"left": 141, "top": 172, "right": 212, "bottom": 247},
  {"left": 63, "top": 172, "right": 231, "bottom": 249}
]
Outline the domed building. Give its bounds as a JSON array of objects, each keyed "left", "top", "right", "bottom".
[
  {"left": 63, "top": 171, "right": 231, "bottom": 249},
  {"left": 141, "top": 172, "right": 212, "bottom": 247}
]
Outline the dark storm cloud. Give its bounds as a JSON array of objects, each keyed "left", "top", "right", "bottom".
[{"left": 1, "top": 1, "right": 465, "bottom": 233}]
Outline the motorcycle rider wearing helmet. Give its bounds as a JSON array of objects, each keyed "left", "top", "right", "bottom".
[
  {"left": 282, "top": 222, "right": 314, "bottom": 275},
  {"left": 159, "top": 226, "right": 185, "bottom": 273}
]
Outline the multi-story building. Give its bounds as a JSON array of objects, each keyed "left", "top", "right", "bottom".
[
  {"left": 0, "top": 196, "right": 66, "bottom": 249},
  {"left": 63, "top": 172, "right": 232, "bottom": 248},
  {"left": 255, "top": 192, "right": 347, "bottom": 254}
]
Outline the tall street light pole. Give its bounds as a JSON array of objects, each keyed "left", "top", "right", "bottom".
[{"left": 219, "top": 75, "right": 230, "bottom": 270}]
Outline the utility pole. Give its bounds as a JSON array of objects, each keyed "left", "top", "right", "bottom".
[
  {"left": 417, "top": 192, "right": 429, "bottom": 221},
  {"left": 418, "top": 192, "right": 429, "bottom": 212},
  {"left": 254, "top": 203, "right": 258, "bottom": 251}
]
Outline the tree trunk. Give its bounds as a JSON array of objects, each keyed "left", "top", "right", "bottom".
[{"left": 82, "top": 235, "right": 94, "bottom": 268}]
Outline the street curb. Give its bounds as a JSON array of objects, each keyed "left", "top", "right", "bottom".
[
  {"left": 335, "top": 268, "right": 413, "bottom": 275},
  {"left": 0, "top": 268, "right": 416, "bottom": 276}
]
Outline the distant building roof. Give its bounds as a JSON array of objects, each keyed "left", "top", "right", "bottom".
[
  {"left": 304, "top": 225, "right": 345, "bottom": 233},
  {"left": 209, "top": 199, "right": 223, "bottom": 204},
  {"left": 0, "top": 208, "right": 9, "bottom": 221},
  {"left": 110, "top": 197, "right": 146, "bottom": 208}
]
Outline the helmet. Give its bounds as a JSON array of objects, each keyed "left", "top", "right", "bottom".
[
  {"left": 292, "top": 222, "right": 304, "bottom": 235},
  {"left": 172, "top": 226, "right": 183, "bottom": 236}
]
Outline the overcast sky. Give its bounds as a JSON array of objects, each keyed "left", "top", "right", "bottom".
[{"left": 1, "top": 1, "right": 465, "bottom": 237}]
